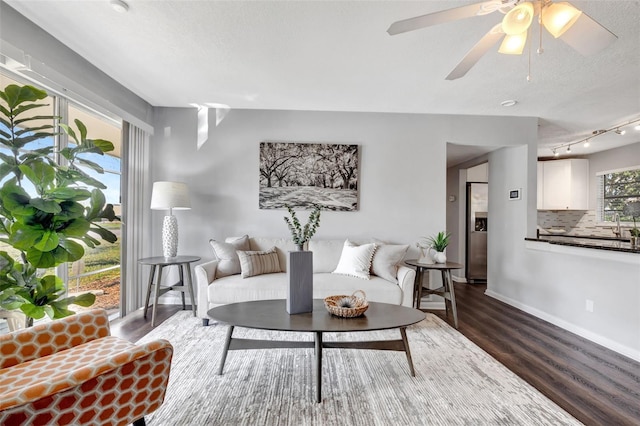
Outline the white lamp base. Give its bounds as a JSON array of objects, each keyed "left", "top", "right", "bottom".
[{"left": 162, "top": 215, "right": 178, "bottom": 258}]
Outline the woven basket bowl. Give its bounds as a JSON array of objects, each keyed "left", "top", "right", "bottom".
[{"left": 324, "top": 290, "right": 369, "bottom": 318}]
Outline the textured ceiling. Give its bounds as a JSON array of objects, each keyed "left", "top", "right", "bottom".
[{"left": 4, "top": 0, "right": 640, "bottom": 163}]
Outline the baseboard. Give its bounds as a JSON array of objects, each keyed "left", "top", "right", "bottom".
[{"left": 485, "top": 289, "right": 640, "bottom": 362}]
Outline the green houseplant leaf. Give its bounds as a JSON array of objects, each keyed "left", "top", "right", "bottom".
[{"left": 0, "top": 83, "right": 119, "bottom": 323}]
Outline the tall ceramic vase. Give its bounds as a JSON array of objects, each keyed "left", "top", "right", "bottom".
[{"left": 286, "top": 250, "right": 313, "bottom": 314}]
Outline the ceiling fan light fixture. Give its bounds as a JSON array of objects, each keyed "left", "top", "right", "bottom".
[
  {"left": 542, "top": 2, "right": 582, "bottom": 38},
  {"left": 501, "top": 2, "right": 534, "bottom": 35},
  {"left": 498, "top": 32, "right": 528, "bottom": 55}
]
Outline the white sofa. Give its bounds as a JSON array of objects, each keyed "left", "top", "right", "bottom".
[{"left": 196, "top": 237, "right": 416, "bottom": 325}]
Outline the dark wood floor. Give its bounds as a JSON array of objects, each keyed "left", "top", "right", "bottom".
[{"left": 112, "top": 284, "right": 640, "bottom": 426}]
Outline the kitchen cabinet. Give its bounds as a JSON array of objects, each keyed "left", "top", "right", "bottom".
[{"left": 538, "top": 159, "right": 589, "bottom": 210}]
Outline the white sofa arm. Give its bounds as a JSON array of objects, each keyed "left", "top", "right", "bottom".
[
  {"left": 397, "top": 265, "right": 416, "bottom": 307},
  {"left": 195, "top": 259, "right": 219, "bottom": 319}
]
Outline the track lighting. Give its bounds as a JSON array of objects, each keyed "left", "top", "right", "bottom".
[
  {"left": 583, "top": 139, "right": 590, "bottom": 148},
  {"left": 549, "top": 117, "right": 640, "bottom": 157},
  {"left": 635, "top": 124, "right": 640, "bottom": 131},
  {"left": 553, "top": 149, "right": 559, "bottom": 157},
  {"left": 566, "top": 145, "right": 571, "bottom": 153},
  {"left": 614, "top": 128, "right": 626, "bottom": 135}
]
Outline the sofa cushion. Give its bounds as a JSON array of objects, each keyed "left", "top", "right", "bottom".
[
  {"left": 332, "top": 240, "right": 377, "bottom": 280},
  {"left": 370, "top": 240, "right": 410, "bottom": 284},
  {"left": 309, "top": 239, "right": 345, "bottom": 273},
  {"left": 209, "top": 235, "right": 250, "bottom": 277},
  {"left": 207, "top": 272, "right": 403, "bottom": 306},
  {"left": 249, "top": 237, "right": 298, "bottom": 272},
  {"left": 208, "top": 273, "right": 288, "bottom": 304},
  {"left": 237, "top": 247, "right": 282, "bottom": 278}
]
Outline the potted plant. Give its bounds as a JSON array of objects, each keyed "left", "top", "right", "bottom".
[
  {"left": 283, "top": 204, "right": 321, "bottom": 251},
  {"left": 418, "top": 231, "right": 451, "bottom": 264},
  {"left": 0, "top": 84, "right": 118, "bottom": 325}
]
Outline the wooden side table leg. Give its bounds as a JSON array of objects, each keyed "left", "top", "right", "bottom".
[
  {"left": 400, "top": 327, "right": 416, "bottom": 377},
  {"left": 178, "top": 264, "right": 186, "bottom": 310},
  {"left": 185, "top": 263, "right": 197, "bottom": 316},
  {"left": 446, "top": 270, "right": 459, "bottom": 328},
  {"left": 416, "top": 267, "right": 424, "bottom": 309},
  {"left": 151, "top": 265, "right": 164, "bottom": 327},
  {"left": 143, "top": 265, "right": 156, "bottom": 319}
]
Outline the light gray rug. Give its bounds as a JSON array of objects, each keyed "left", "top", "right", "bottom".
[{"left": 137, "top": 311, "right": 582, "bottom": 425}]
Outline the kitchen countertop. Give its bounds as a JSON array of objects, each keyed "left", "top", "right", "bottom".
[{"left": 526, "top": 235, "right": 640, "bottom": 254}]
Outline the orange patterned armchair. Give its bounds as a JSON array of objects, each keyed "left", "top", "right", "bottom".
[{"left": 0, "top": 309, "right": 173, "bottom": 426}]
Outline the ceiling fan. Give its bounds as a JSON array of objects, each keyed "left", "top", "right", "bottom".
[{"left": 387, "top": 0, "right": 617, "bottom": 80}]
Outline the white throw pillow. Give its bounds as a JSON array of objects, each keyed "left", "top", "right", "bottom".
[
  {"left": 209, "top": 235, "right": 250, "bottom": 277},
  {"left": 237, "top": 247, "right": 282, "bottom": 278},
  {"left": 370, "top": 239, "right": 410, "bottom": 283},
  {"left": 332, "top": 240, "right": 377, "bottom": 280}
]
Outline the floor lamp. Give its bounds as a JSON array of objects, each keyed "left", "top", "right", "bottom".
[{"left": 150, "top": 181, "right": 191, "bottom": 258}]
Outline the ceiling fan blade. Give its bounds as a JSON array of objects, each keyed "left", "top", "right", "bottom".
[
  {"left": 559, "top": 12, "right": 617, "bottom": 56},
  {"left": 387, "top": 1, "right": 503, "bottom": 36},
  {"left": 446, "top": 24, "right": 505, "bottom": 80}
]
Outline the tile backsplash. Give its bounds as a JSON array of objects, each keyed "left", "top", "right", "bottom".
[{"left": 537, "top": 210, "right": 620, "bottom": 237}]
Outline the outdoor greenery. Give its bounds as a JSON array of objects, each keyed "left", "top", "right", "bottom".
[
  {"left": 603, "top": 169, "right": 640, "bottom": 222},
  {"left": 283, "top": 204, "right": 321, "bottom": 248},
  {"left": 0, "top": 84, "right": 118, "bottom": 323}
]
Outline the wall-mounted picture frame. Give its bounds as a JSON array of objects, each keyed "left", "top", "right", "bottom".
[
  {"left": 259, "top": 142, "right": 359, "bottom": 211},
  {"left": 509, "top": 188, "right": 522, "bottom": 201}
]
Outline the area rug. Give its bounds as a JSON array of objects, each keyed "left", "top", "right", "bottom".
[{"left": 137, "top": 311, "right": 582, "bottom": 425}]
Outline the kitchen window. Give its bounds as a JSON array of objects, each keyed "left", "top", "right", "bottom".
[{"left": 597, "top": 166, "right": 640, "bottom": 223}]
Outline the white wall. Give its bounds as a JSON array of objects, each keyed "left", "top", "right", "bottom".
[
  {"left": 149, "top": 108, "right": 536, "bottom": 282},
  {"left": 487, "top": 145, "right": 640, "bottom": 360}
]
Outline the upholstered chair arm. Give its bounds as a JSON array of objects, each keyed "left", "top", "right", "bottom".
[
  {"left": 397, "top": 265, "right": 416, "bottom": 307},
  {"left": 0, "top": 339, "right": 173, "bottom": 425},
  {"left": 0, "top": 309, "right": 110, "bottom": 369},
  {"left": 195, "top": 259, "right": 219, "bottom": 318}
]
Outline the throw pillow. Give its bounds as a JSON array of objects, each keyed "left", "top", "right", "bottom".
[
  {"left": 370, "top": 239, "right": 410, "bottom": 283},
  {"left": 332, "top": 239, "right": 377, "bottom": 280},
  {"left": 209, "top": 235, "right": 250, "bottom": 278},
  {"left": 237, "top": 247, "right": 283, "bottom": 278}
]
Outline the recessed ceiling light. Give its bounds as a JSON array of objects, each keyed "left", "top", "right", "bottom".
[
  {"left": 500, "top": 100, "right": 518, "bottom": 107},
  {"left": 110, "top": 0, "right": 129, "bottom": 13}
]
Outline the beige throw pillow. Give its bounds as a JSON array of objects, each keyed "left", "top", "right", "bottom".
[
  {"left": 370, "top": 240, "right": 410, "bottom": 283},
  {"left": 209, "top": 235, "right": 250, "bottom": 278},
  {"left": 237, "top": 247, "right": 283, "bottom": 278},
  {"left": 332, "top": 239, "right": 377, "bottom": 280}
]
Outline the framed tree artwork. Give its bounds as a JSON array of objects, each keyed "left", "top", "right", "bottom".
[{"left": 259, "top": 142, "right": 359, "bottom": 211}]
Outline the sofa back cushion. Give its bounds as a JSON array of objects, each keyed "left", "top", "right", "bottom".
[
  {"left": 249, "top": 237, "right": 298, "bottom": 272},
  {"left": 209, "top": 235, "right": 250, "bottom": 277},
  {"left": 308, "top": 239, "right": 345, "bottom": 273}
]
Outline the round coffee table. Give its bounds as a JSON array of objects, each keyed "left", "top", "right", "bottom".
[{"left": 208, "top": 299, "right": 425, "bottom": 403}]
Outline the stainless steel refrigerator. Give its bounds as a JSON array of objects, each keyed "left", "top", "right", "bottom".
[{"left": 466, "top": 182, "right": 487, "bottom": 283}]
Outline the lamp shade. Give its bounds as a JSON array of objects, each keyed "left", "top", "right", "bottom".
[
  {"left": 150, "top": 181, "right": 191, "bottom": 210},
  {"left": 501, "top": 2, "right": 534, "bottom": 35},
  {"left": 498, "top": 31, "right": 528, "bottom": 55},
  {"left": 542, "top": 2, "right": 582, "bottom": 38}
]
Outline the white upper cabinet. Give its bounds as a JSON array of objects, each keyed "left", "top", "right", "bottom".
[{"left": 538, "top": 159, "right": 589, "bottom": 210}]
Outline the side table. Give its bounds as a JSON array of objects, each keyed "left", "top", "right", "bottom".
[
  {"left": 404, "top": 259, "right": 463, "bottom": 328},
  {"left": 138, "top": 255, "right": 200, "bottom": 327}
]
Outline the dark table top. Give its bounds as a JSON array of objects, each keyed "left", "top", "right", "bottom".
[
  {"left": 138, "top": 255, "right": 201, "bottom": 265},
  {"left": 208, "top": 299, "right": 425, "bottom": 333},
  {"left": 404, "top": 259, "right": 464, "bottom": 270}
]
